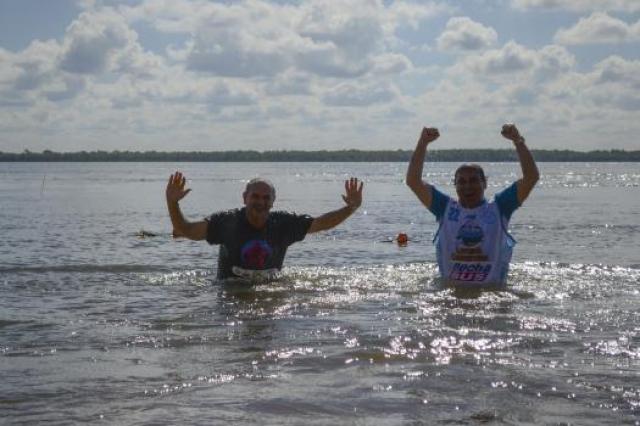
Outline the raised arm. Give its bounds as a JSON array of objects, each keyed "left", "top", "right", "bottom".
[
  {"left": 166, "top": 171, "right": 208, "bottom": 241},
  {"left": 307, "top": 178, "right": 363, "bottom": 234},
  {"left": 405, "top": 127, "right": 440, "bottom": 209},
  {"left": 501, "top": 124, "right": 539, "bottom": 204}
]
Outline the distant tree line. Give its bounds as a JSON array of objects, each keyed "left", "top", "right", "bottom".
[{"left": 1, "top": 148, "right": 639, "bottom": 162}]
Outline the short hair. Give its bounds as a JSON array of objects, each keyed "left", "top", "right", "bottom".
[
  {"left": 245, "top": 178, "right": 276, "bottom": 199},
  {"left": 454, "top": 164, "right": 486, "bottom": 183}
]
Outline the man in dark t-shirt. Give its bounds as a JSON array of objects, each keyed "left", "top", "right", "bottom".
[
  {"left": 205, "top": 207, "right": 313, "bottom": 279},
  {"left": 166, "top": 174, "right": 363, "bottom": 279}
]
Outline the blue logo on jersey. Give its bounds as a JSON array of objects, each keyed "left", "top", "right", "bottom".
[
  {"left": 240, "top": 239, "right": 273, "bottom": 269},
  {"left": 456, "top": 220, "right": 484, "bottom": 246}
]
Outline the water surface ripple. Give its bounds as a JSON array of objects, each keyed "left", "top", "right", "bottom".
[{"left": 1, "top": 162, "right": 639, "bottom": 425}]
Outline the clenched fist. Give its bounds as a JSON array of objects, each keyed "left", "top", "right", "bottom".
[
  {"left": 501, "top": 124, "right": 525, "bottom": 144},
  {"left": 419, "top": 127, "right": 440, "bottom": 145}
]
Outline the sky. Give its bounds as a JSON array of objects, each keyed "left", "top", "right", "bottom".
[{"left": 1, "top": 0, "right": 639, "bottom": 153}]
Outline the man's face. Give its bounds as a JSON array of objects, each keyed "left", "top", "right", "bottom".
[
  {"left": 243, "top": 182, "right": 274, "bottom": 218},
  {"left": 454, "top": 168, "right": 486, "bottom": 208}
]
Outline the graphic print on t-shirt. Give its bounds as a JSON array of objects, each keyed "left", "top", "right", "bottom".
[
  {"left": 240, "top": 239, "right": 274, "bottom": 270},
  {"left": 450, "top": 215, "right": 491, "bottom": 282}
]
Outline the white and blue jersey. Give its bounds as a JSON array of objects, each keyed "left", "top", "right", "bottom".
[{"left": 429, "top": 183, "right": 520, "bottom": 288}]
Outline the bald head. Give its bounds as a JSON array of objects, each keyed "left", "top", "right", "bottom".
[{"left": 245, "top": 178, "right": 276, "bottom": 200}]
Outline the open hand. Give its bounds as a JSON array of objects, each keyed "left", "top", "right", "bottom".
[
  {"left": 501, "top": 123, "right": 524, "bottom": 143},
  {"left": 166, "top": 171, "right": 192, "bottom": 203},
  {"left": 419, "top": 127, "right": 440, "bottom": 145},
  {"left": 342, "top": 177, "right": 363, "bottom": 211}
]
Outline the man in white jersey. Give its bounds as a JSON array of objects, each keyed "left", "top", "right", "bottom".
[{"left": 406, "top": 124, "right": 539, "bottom": 289}]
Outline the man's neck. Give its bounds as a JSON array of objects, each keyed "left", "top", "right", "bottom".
[
  {"left": 244, "top": 209, "right": 268, "bottom": 229},
  {"left": 458, "top": 198, "right": 485, "bottom": 209}
]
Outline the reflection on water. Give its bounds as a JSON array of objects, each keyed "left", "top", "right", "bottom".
[
  {"left": 2, "top": 262, "right": 639, "bottom": 424},
  {"left": 2, "top": 162, "right": 640, "bottom": 424}
]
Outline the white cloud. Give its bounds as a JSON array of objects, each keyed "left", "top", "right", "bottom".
[
  {"left": 535, "top": 44, "right": 576, "bottom": 78},
  {"left": 181, "top": 1, "right": 295, "bottom": 77},
  {"left": 0, "top": 7, "right": 166, "bottom": 111},
  {"left": 572, "top": 57, "right": 640, "bottom": 111},
  {"left": 412, "top": 41, "right": 580, "bottom": 140},
  {"left": 512, "top": 0, "right": 640, "bottom": 12},
  {"left": 463, "top": 41, "right": 538, "bottom": 75},
  {"left": 44, "top": 75, "right": 87, "bottom": 102},
  {"left": 412, "top": 55, "right": 640, "bottom": 151},
  {"left": 59, "top": 11, "right": 135, "bottom": 74},
  {"left": 295, "top": 2, "right": 387, "bottom": 77},
  {"left": 437, "top": 17, "right": 497, "bottom": 52},
  {"left": 295, "top": 47, "right": 372, "bottom": 78},
  {"left": 165, "top": 1, "right": 382, "bottom": 78},
  {"left": 554, "top": 12, "right": 640, "bottom": 45},
  {"left": 371, "top": 53, "right": 412, "bottom": 75},
  {"left": 0, "top": 41, "right": 66, "bottom": 107},
  {"left": 322, "top": 81, "right": 397, "bottom": 106},
  {"left": 121, "top": 0, "right": 218, "bottom": 34},
  {"left": 7, "top": 40, "right": 60, "bottom": 93},
  {"left": 387, "top": 1, "right": 453, "bottom": 29},
  {"left": 0, "top": 49, "right": 19, "bottom": 91},
  {"left": 124, "top": 0, "right": 444, "bottom": 79},
  {"left": 457, "top": 42, "right": 575, "bottom": 85},
  {"left": 3, "top": 0, "right": 640, "bottom": 152},
  {"left": 264, "top": 70, "right": 314, "bottom": 96},
  {"left": 205, "top": 83, "right": 257, "bottom": 113},
  {"left": 593, "top": 55, "right": 640, "bottom": 88}
]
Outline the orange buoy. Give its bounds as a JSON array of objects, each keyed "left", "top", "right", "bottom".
[{"left": 396, "top": 233, "right": 408, "bottom": 246}]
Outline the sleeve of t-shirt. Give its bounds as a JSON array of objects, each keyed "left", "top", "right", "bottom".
[
  {"left": 204, "top": 211, "right": 229, "bottom": 245},
  {"left": 283, "top": 212, "right": 314, "bottom": 244},
  {"left": 428, "top": 186, "right": 450, "bottom": 221},
  {"left": 494, "top": 182, "right": 520, "bottom": 220}
]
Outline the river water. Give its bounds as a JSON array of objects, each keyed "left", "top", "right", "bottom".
[{"left": 1, "top": 162, "right": 639, "bottom": 425}]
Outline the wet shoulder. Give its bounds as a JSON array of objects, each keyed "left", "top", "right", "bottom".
[
  {"left": 208, "top": 207, "right": 243, "bottom": 223},
  {"left": 269, "top": 210, "right": 300, "bottom": 222},
  {"left": 268, "top": 210, "right": 313, "bottom": 227}
]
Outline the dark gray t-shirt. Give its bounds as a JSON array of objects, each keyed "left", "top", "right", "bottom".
[{"left": 205, "top": 208, "right": 313, "bottom": 279}]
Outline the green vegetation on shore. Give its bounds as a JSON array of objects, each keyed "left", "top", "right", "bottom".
[{"left": 1, "top": 149, "right": 639, "bottom": 162}]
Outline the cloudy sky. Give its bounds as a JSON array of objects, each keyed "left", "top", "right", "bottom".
[{"left": 1, "top": 0, "right": 639, "bottom": 152}]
